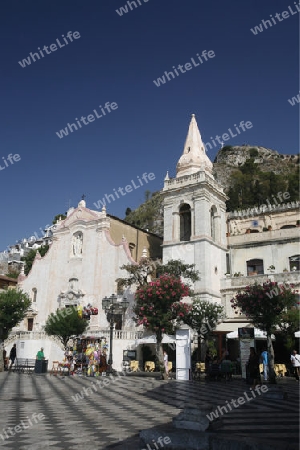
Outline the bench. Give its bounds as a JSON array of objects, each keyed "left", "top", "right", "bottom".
[{"left": 14, "top": 358, "right": 36, "bottom": 374}]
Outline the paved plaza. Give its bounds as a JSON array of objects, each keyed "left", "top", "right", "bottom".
[{"left": 0, "top": 372, "right": 298, "bottom": 450}]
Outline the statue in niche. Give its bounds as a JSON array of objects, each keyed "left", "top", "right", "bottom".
[{"left": 72, "top": 233, "right": 83, "bottom": 256}]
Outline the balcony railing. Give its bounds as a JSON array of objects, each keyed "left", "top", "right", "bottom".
[{"left": 221, "top": 271, "right": 299, "bottom": 290}]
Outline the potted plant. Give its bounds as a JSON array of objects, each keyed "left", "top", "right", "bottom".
[
  {"left": 283, "top": 268, "right": 288, "bottom": 272},
  {"left": 224, "top": 273, "right": 231, "bottom": 278},
  {"left": 233, "top": 272, "right": 243, "bottom": 277},
  {"left": 267, "top": 265, "right": 275, "bottom": 273}
]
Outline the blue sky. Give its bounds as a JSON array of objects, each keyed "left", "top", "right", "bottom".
[{"left": 0, "top": 0, "right": 299, "bottom": 251}]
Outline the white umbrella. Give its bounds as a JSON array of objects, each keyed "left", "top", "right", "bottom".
[
  {"left": 135, "top": 333, "right": 176, "bottom": 345},
  {"left": 226, "top": 328, "right": 275, "bottom": 340}
]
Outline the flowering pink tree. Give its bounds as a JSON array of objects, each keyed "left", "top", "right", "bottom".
[
  {"left": 231, "top": 280, "right": 297, "bottom": 383},
  {"left": 134, "top": 274, "right": 191, "bottom": 377}
]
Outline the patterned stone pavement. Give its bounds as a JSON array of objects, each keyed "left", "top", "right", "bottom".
[{"left": 0, "top": 372, "right": 298, "bottom": 450}]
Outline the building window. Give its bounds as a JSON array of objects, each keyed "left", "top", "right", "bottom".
[
  {"left": 226, "top": 253, "right": 230, "bottom": 274},
  {"left": 281, "top": 225, "right": 296, "bottom": 229},
  {"left": 27, "top": 318, "right": 34, "bottom": 331},
  {"left": 247, "top": 259, "right": 264, "bottom": 276},
  {"left": 179, "top": 204, "right": 191, "bottom": 241},
  {"left": 129, "top": 243, "right": 135, "bottom": 256},
  {"left": 210, "top": 206, "right": 217, "bottom": 240},
  {"left": 32, "top": 288, "right": 37, "bottom": 303},
  {"left": 289, "top": 255, "right": 300, "bottom": 271}
]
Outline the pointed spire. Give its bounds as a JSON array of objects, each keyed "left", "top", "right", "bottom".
[
  {"left": 176, "top": 114, "right": 213, "bottom": 177},
  {"left": 164, "top": 171, "right": 170, "bottom": 181}
]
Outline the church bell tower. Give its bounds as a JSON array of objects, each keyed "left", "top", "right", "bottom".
[{"left": 162, "top": 114, "right": 228, "bottom": 302}]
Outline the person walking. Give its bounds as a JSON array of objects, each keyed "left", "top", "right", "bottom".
[
  {"left": 163, "top": 351, "right": 169, "bottom": 377},
  {"left": 9, "top": 344, "right": 16, "bottom": 370},
  {"left": 290, "top": 349, "right": 300, "bottom": 381},
  {"left": 260, "top": 348, "right": 269, "bottom": 381},
  {"left": 248, "top": 347, "right": 260, "bottom": 388}
]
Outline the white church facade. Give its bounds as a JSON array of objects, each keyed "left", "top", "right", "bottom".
[{"left": 5, "top": 115, "right": 299, "bottom": 369}]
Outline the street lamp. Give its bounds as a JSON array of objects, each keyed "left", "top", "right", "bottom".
[{"left": 102, "top": 294, "right": 129, "bottom": 374}]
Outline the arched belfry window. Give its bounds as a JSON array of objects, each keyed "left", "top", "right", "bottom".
[
  {"left": 210, "top": 206, "right": 217, "bottom": 240},
  {"left": 179, "top": 203, "right": 191, "bottom": 241}
]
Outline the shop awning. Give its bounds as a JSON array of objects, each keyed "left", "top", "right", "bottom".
[
  {"left": 135, "top": 334, "right": 176, "bottom": 345},
  {"left": 227, "top": 328, "right": 275, "bottom": 340}
]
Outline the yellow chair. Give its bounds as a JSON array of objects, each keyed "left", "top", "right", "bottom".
[
  {"left": 195, "top": 362, "right": 206, "bottom": 373},
  {"left": 130, "top": 360, "right": 139, "bottom": 372},
  {"left": 145, "top": 361, "right": 155, "bottom": 372},
  {"left": 167, "top": 362, "right": 172, "bottom": 372}
]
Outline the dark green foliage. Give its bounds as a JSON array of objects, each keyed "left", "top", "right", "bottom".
[
  {"left": 124, "top": 191, "right": 163, "bottom": 235},
  {"left": 183, "top": 299, "right": 224, "bottom": 360},
  {"left": 0, "top": 289, "right": 31, "bottom": 341},
  {"left": 44, "top": 308, "right": 88, "bottom": 349},
  {"left": 221, "top": 146, "right": 233, "bottom": 151},
  {"left": 21, "top": 245, "right": 49, "bottom": 275},
  {"left": 118, "top": 258, "right": 200, "bottom": 289},
  {"left": 156, "top": 259, "right": 200, "bottom": 283},
  {"left": 52, "top": 214, "right": 67, "bottom": 224},
  {"left": 249, "top": 147, "right": 258, "bottom": 157},
  {"left": 226, "top": 159, "right": 299, "bottom": 211},
  {"left": 5, "top": 268, "right": 20, "bottom": 279}
]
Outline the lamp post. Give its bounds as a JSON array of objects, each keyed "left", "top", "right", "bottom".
[{"left": 102, "top": 294, "right": 129, "bottom": 374}]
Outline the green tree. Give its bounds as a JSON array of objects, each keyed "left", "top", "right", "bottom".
[
  {"left": 52, "top": 214, "right": 66, "bottom": 224},
  {"left": 156, "top": 260, "right": 200, "bottom": 284},
  {"left": 44, "top": 307, "right": 88, "bottom": 350},
  {"left": 117, "top": 259, "right": 199, "bottom": 289},
  {"left": 134, "top": 274, "right": 191, "bottom": 379},
  {"left": 183, "top": 298, "right": 224, "bottom": 360},
  {"left": 231, "top": 281, "right": 297, "bottom": 383},
  {"left": 0, "top": 289, "right": 31, "bottom": 371},
  {"left": 21, "top": 245, "right": 49, "bottom": 276},
  {"left": 277, "top": 307, "right": 300, "bottom": 351},
  {"left": 117, "top": 257, "right": 158, "bottom": 289}
]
